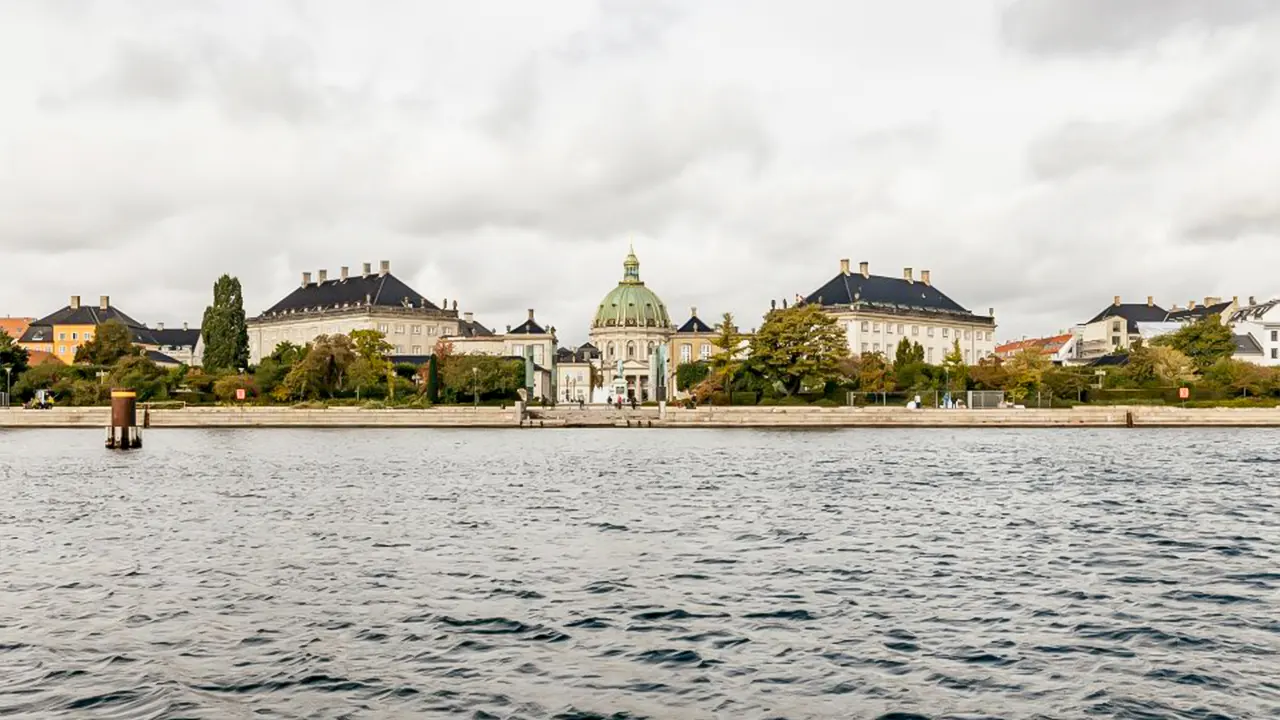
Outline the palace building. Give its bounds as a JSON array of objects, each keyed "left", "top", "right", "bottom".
[{"left": 589, "top": 247, "right": 674, "bottom": 402}]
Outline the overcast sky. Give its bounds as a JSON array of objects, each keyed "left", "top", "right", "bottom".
[{"left": 3, "top": 0, "right": 1279, "bottom": 344}]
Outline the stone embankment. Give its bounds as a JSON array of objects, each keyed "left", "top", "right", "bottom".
[{"left": 3, "top": 405, "right": 1280, "bottom": 429}]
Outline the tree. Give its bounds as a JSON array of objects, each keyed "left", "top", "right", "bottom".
[
  {"left": 1203, "top": 358, "right": 1271, "bottom": 397},
  {"left": 676, "top": 362, "right": 710, "bottom": 391},
  {"left": 278, "top": 334, "right": 355, "bottom": 400},
  {"left": 857, "top": 352, "right": 894, "bottom": 394},
  {"left": 422, "top": 354, "right": 440, "bottom": 402},
  {"left": 969, "top": 356, "right": 1010, "bottom": 391},
  {"left": 107, "top": 355, "right": 168, "bottom": 401},
  {"left": 942, "top": 339, "right": 967, "bottom": 393},
  {"left": 1154, "top": 314, "right": 1236, "bottom": 372},
  {"left": 1004, "top": 348, "right": 1051, "bottom": 403},
  {"left": 749, "top": 304, "right": 850, "bottom": 396},
  {"left": 893, "top": 338, "right": 925, "bottom": 370},
  {"left": 349, "top": 329, "right": 394, "bottom": 399},
  {"left": 1148, "top": 346, "right": 1195, "bottom": 384},
  {"left": 709, "top": 313, "right": 744, "bottom": 393},
  {"left": 75, "top": 320, "right": 137, "bottom": 365},
  {"left": 201, "top": 275, "right": 250, "bottom": 371},
  {"left": 0, "top": 329, "right": 30, "bottom": 392},
  {"left": 269, "top": 341, "right": 306, "bottom": 365}
]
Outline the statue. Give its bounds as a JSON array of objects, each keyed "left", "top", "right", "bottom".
[{"left": 616, "top": 358, "right": 624, "bottom": 380}]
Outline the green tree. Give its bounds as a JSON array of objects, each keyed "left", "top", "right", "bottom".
[
  {"left": 676, "top": 362, "right": 710, "bottom": 391},
  {"left": 213, "top": 374, "right": 258, "bottom": 403},
  {"left": 1003, "top": 348, "right": 1051, "bottom": 403},
  {"left": 892, "top": 338, "right": 926, "bottom": 370},
  {"left": 0, "top": 329, "right": 30, "bottom": 393},
  {"left": 75, "top": 320, "right": 137, "bottom": 365},
  {"left": 107, "top": 355, "right": 168, "bottom": 400},
  {"left": 749, "top": 304, "right": 850, "bottom": 396},
  {"left": 858, "top": 352, "right": 894, "bottom": 393},
  {"left": 1154, "top": 315, "right": 1236, "bottom": 372},
  {"left": 1148, "top": 345, "right": 1195, "bottom": 384},
  {"left": 349, "top": 329, "right": 394, "bottom": 398},
  {"left": 709, "top": 313, "right": 744, "bottom": 392},
  {"left": 269, "top": 341, "right": 306, "bottom": 365},
  {"left": 423, "top": 354, "right": 440, "bottom": 402},
  {"left": 201, "top": 275, "right": 250, "bottom": 371},
  {"left": 1203, "top": 358, "right": 1271, "bottom": 397},
  {"left": 278, "top": 334, "right": 355, "bottom": 400},
  {"left": 942, "top": 339, "right": 967, "bottom": 393}
]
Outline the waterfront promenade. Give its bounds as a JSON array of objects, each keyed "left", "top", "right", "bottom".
[{"left": 4, "top": 405, "right": 1280, "bottom": 428}]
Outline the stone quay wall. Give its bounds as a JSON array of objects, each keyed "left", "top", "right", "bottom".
[{"left": 3, "top": 405, "right": 1280, "bottom": 429}]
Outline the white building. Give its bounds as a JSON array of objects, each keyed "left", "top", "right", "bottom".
[
  {"left": 555, "top": 343, "right": 605, "bottom": 404},
  {"left": 150, "top": 322, "right": 203, "bottom": 367},
  {"left": 806, "top": 260, "right": 996, "bottom": 365},
  {"left": 1228, "top": 298, "right": 1280, "bottom": 366},
  {"left": 247, "top": 262, "right": 460, "bottom": 363},
  {"left": 1072, "top": 295, "right": 1243, "bottom": 363},
  {"left": 589, "top": 247, "right": 674, "bottom": 402}
]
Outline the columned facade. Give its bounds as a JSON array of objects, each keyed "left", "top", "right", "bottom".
[{"left": 588, "top": 247, "right": 673, "bottom": 402}]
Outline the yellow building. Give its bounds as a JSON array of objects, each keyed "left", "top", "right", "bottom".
[
  {"left": 20, "top": 295, "right": 158, "bottom": 365},
  {"left": 665, "top": 308, "right": 750, "bottom": 397}
]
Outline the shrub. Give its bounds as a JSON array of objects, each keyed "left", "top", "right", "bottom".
[
  {"left": 758, "top": 397, "right": 779, "bottom": 406},
  {"left": 730, "top": 391, "right": 758, "bottom": 405},
  {"left": 778, "top": 395, "right": 808, "bottom": 406},
  {"left": 813, "top": 398, "right": 840, "bottom": 408},
  {"left": 710, "top": 392, "right": 731, "bottom": 406}
]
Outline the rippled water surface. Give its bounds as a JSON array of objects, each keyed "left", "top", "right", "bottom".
[{"left": 1, "top": 428, "right": 1279, "bottom": 719}]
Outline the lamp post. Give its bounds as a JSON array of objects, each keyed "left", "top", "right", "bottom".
[{"left": 472, "top": 366, "right": 479, "bottom": 409}]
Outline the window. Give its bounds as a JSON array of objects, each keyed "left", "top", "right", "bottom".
[
  {"left": 412, "top": 345, "right": 422, "bottom": 354},
  {"left": 647, "top": 342, "right": 655, "bottom": 355},
  {"left": 534, "top": 345, "right": 544, "bottom": 364},
  {"left": 85, "top": 333, "right": 93, "bottom": 341},
  {"left": 927, "top": 347, "right": 934, "bottom": 363},
  {"left": 1272, "top": 330, "right": 1278, "bottom": 342},
  {"left": 927, "top": 327, "right": 935, "bottom": 337},
  {"left": 700, "top": 344, "right": 712, "bottom": 361},
  {"left": 886, "top": 324, "right": 893, "bottom": 335},
  {"left": 608, "top": 343, "right": 615, "bottom": 358},
  {"left": 942, "top": 328, "right": 949, "bottom": 338},
  {"left": 395, "top": 324, "right": 405, "bottom": 334},
  {"left": 680, "top": 344, "right": 692, "bottom": 363},
  {"left": 412, "top": 325, "right": 422, "bottom": 335},
  {"left": 513, "top": 344, "right": 525, "bottom": 357},
  {"left": 911, "top": 325, "right": 919, "bottom": 336},
  {"left": 71, "top": 332, "right": 78, "bottom": 340},
  {"left": 427, "top": 326, "right": 437, "bottom": 335},
  {"left": 860, "top": 321, "right": 869, "bottom": 332},
  {"left": 873, "top": 323, "right": 881, "bottom": 331},
  {"left": 59, "top": 332, "right": 66, "bottom": 340},
  {"left": 873, "top": 343, "right": 880, "bottom": 353},
  {"left": 578, "top": 372, "right": 585, "bottom": 382},
  {"left": 897, "top": 324, "right": 904, "bottom": 334},
  {"left": 1112, "top": 336, "right": 1121, "bottom": 346},
  {"left": 59, "top": 345, "right": 67, "bottom": 354},
  {"left": 395, "top": 345, "right": 403, "bottom": 354},
  {"left": 861, "top": 343, "right": 869, "bottom": 354},
  {"left": 1273, "top": 349, "right": 1278, "bottom": 359},
  {"left": 627, "top": 342, "right": 636, "bottom": 359},
  {"left": 377, "top": 324, "right": 389, "bottom": 334},
  {"left": 965, "top": 350, "right": 971, "bottom": 362}
]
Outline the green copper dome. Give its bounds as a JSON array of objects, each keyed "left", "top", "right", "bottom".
[{"left": 592, "top": 247, "right": 672, "bottom": 329}]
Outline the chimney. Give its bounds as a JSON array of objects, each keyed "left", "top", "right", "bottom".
[
  {"left": 318, "top": 269, "right": 328, "bottom": 283},
  {"left": 362, "top": 262, "right": 372, "bottom": 277},
  {"left": 904, "top": 268, "right": 913, "bottom": 283},
  {"left": 859, "top": 261, "right": 869, "bottom": 278},
  {"left": 921, "top": 270, "right": 931, "bottom": 286},
  {"left": 340, "top": 266, "right": 349, "bottom": 280},
  {"left": 1189, "top": 300, "right": 1196, "bottom": 310},
  {"left": 1113, "top": 295, "right": 1121, "bottom": 306},
  {"left": 1249, "top": 296, "right": 1256, "bottom": 306},
  {"left": 182, "top": 322, "right": 188, "bottom": 331},
  {"left": 70, "top": 295, "right": 81, "bottom": 309},
  {"left": 302, "top": 272, "right": 312, "bottom": 286},
  {"left": 839, "top": 258, "right": 851, "bottom": 275},
  {"left": 99, "top": 295, "right": 109, "bottom": 310},
  {"left": 1232, "top": 295, "right": 1239, "bottom": 306},
  {"left": 379, "top": 260, "right": 390, "bottom": 276},
  {"left": 157, "top": 322, "right": 164, "bottom": 331},
  {"left": 1204, "top": 296, "right": 1212, "bottom": 307},
  {"left": 691, "top": 306, "right": 698, "bottom": 318},
  {"left": 1147, "top": 296, "right": 1153, "bottom": 307},
  {"left": 528, "top": 308, "right": 535, "bottom": 320},
  {"left": 443, "top": 298, "right": 448, "bottom": 310},
  {"left": 464, "top": 312, "right": 474, "bottom": 323},
  {"left": 989, "top": 307, "right": 994, "bottom": 317}
]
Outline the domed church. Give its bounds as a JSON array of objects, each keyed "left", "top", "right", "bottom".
[{"left": 589, "top": 246, "right": 674, "bottom": 402}]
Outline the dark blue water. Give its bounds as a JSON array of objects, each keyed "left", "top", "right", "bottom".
[{"left": 1, "top": 428, "right": 1278, "bottom": 719}]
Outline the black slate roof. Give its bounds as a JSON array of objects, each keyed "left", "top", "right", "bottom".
[
  {"left": 151, "top": 328, "right": 201, "bottom": 348},
  {"left": 1230, "top": 299, "right": 1280, "bottom": 322},
  {"left": 557, "top": 343, "right": 601, "bottom": 363},
  {"left": 677, "top": 314, "right": 715, "bottom": 333},
  {"left": 508, "top": 318, "right": 548, "bottom": 335},
  {"left": 146, "top": 350, "right": 182, "bottom": 365},
  {"left": 261, "top": 273, "right": 438, "bottom": 316},
  {"left": 806, "top": 272, "right": 973, "bottom": 315},
  {"left": 1234, "top": 333, "right": 1263, "bottom": 355},
  {"left": 1084, "top": 303, "right": 1170, "bottom": 326},
  {"left": 1166, "top": 302, "right": 1232, "bottom": 322},
  {"left": 21, "top": 304, "right": 156, "bottom": 345},
  {"left": 454, "top": 318, "right": 495, "bottom": 338},
  {"left": 1088, "top": 353, "right": 1131, "bottom": 367}
]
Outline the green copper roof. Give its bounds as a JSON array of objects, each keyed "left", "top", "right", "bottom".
[{"left": 592, "top": 248, "right": 671, "bottom": 329}]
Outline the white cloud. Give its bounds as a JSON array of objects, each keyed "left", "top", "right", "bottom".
[{"left": 2, "top": 0, "right": 1280, "bottom": 344}]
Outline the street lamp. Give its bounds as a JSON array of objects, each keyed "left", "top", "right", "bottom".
[{"left": 472, "top": 366, "right": 479, "bottom": 409}]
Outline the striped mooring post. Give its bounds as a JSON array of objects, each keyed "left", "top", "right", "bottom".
[{"left": 106, "top": 389, "right": 142, "bottom": 450}]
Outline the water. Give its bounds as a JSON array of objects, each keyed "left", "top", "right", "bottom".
[{"left": 1, "top": 428, "right": 1278, "bottom": 719}]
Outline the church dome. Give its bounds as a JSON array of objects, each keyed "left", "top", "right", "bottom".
[{"left": 592, "top": 247, "right": 672, "bottom": 329}]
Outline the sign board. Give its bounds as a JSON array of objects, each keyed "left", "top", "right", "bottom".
[
  {"left": 1178, "top": 387, "right": 1189, "bottom": 400},
  {"left": 236, "top": 388, "right": 246, "bottom": 401}
]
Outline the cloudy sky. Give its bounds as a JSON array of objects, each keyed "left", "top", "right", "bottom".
[{"left": 3, "top": 0, "right": 1279, "bottom": 343}]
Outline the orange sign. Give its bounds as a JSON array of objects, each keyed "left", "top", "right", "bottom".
[
  {"left": 1178, "top": 387, "right": 1189, "bottom": 400},
  {"left": 236, "top": 388, "right": 246, "bottom": 401}
]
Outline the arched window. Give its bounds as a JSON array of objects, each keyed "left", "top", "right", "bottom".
[
  {"left": 627, "top": 342, "right": 636, "bottom": 359},
  {"left": 607, "top": 343, "right": 615, "bottom": 358},
  {"left": 647, "top": 342, "right": 655, "bottom": 355}
]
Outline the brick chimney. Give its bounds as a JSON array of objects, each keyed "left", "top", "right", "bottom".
[
  {"left": 340, "top": 266, "right": 349, "bottom": 280},
  {"left": 903, "top": 268, "right": 913, "bottom": 283},
  {"left": 528, "top": 308, "right": 535, "bottom": 321},
  {"left": 859, "top": 261, "right": 869, "bottom": 278},
  {"left": 1147, "top": 296, "right": 1154, "bottom": 307},
  {"left": 379, "top": 260, "right": 390, "bottom": 276},
  {"left": 1189, "top": 300, "right": 1196, "bottom": 310},
  {"left": 362, "top": 262, "right": 372, "bottom": 277},
  {"left": 839, "top": 258, "right": 850, "bottom": 275},
  {"left": 318, "top": 269, "right": 328, "bottom": 283},
  {"left": 921, "top": 270, "right": 931, "bottom": 286},
  {"left": 1113, "top": 295, "right": 1121, "bottom": 306},
  {"left": 70, "top": 295, "right": 81, "bottom": 309},
  {"left": 302, "top": 272, "right": 312, "bottom": 286},
  {"left": 99, "top": 295, "right": 109, "bottom": 310}
]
